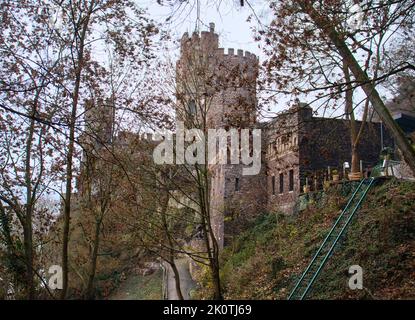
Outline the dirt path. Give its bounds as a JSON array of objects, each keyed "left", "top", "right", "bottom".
[
  {"left": 108, "top": 270, "right": 162, "bottom": 300},
  {"left": 166, "top": 258, "right": 196, "bottom": 300}
]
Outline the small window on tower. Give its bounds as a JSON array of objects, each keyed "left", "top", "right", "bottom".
[
  {"left": 188, "top": 100, "right": 196, "bottom": 115},
  {"left": 279, "top": 173, "right": 284, "bottom": 194},
  {"left": 235, "top": 178, "right": 240, "bottom": 191},
  {"left": 272, "top": 176, "right": 276, "bottom": 195},
  {"left": 289, "top": 169, "right": 294, "bottom": 191}
]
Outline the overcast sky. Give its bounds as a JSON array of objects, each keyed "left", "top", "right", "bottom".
[
  {"left": 135, "top": 1, "right": 380, "bottom": 118},
  {"left": 135, "top": 0, "right": 295, "bottom": 116},
  {"left": 138, "top": 0, "right": 270, "bottom": 60}
]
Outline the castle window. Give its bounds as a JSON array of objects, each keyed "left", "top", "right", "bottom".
[
  {"left": 272, "top": 176, "right": 276, "bottom": 195},
  {"left": 289, "top": 169, "right": 294, "bottom": 191},
  {"left": 281, "top": 134, "right": 289, "bottom": 144},
  {"left": 235, "top": 178, "right": 240, "bottom": 191},
  {"left": 188, "top": 100, "right": 196, "bottom": 115},
  {"left": 279, "top": 173, "right": 284, "bottom": 194}
]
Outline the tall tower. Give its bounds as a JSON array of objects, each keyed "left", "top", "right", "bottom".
[
  {"left": 83, "top": 98, "right": 115, "bottom": 149},
  {"left": 176, "top": 23, "right": 258, "bottom": 129},
  {"left": 78, "top": 98, "right": 115, "bottom": 195},
  {"left": 176, "top": 23, "right": 266, "bottom": 248}
]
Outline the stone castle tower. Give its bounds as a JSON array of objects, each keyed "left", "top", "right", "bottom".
[
  {"left": 83, "top": 98, "right": 115, "bottom": 149},
  {"left": 78, "top": 98, "right": 115, "bottom": 195},
  {"left": 176, "top": 22, "right": 258, "bottom": 129},
  {"left": 176, "top": 23, "right": 266, "bottom": 248}
]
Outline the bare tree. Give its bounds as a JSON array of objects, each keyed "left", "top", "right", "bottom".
[
  {"left": 0, "top": 1, "right": 65, "bottom": 298},
  {"left": 1, "top": 0, "right": 159, "bottom": 299},
  {"left": 258, "top": 0, "right": 415, "bottom": 173},
  {"left": 43, "top": 0, "right": 159, "bottom": 299}
]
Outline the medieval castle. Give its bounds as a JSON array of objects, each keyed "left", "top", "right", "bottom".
[{"left": 81, "top": 23, "right": 414, "bottom": 249}]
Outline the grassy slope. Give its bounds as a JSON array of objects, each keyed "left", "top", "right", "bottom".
[{"left": 220, "top": 179, "right": 415, "bottom": 299}]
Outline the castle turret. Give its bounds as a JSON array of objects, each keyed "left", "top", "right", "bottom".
[
  {"left": 78, "top": 98, "right": 115, "bottom": 195},
  {"left": 83, "top": 98, "right": 115, "bottom": 149},
  {"left": 176, "top": 22, "right": 258, "bottom": 130}
]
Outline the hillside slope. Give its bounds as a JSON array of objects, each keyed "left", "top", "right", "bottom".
[{"left": 220, "top": 178, "right": 415, "bottom": 299}]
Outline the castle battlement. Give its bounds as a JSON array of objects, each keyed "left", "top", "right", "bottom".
[
  {"left": 217, "top": 48, "right": 257, "bottom": 61},
  {"left": 180, "top": 22, "right": 257, "bottom": 64},
  {"left": 176, "top": 23, "right": 258, "bottom": 130}
]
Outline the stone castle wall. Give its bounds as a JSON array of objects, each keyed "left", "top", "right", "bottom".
[
  {"left": 265, "top": 105, "right": 308, "bottom": 214},
  {"left": 265, "top": 104, "right": 395, "bottom": 214}
]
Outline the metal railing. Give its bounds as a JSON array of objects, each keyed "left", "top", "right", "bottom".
[{"left": 288, "top": 177, "right": 375, "bottom": 300}]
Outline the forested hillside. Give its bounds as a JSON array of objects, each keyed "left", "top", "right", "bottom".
[{"left": 217, "top": 179, "right": 414, "bottom": 299}]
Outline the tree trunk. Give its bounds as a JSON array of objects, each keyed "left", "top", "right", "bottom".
[
  {"left": 23, "top": 94, "right": 39, "bottom": 299},
  {"left": 203, "top": 179, "right": 222, "bottom": 300},
  {"left": 23, "top": 223, "right": 34, "bottom": 299},
  {"left": 60, "top": 70, "right": 79, "bottom": 300},
  {"left": 210, "top": 258, "right": 222, "bottom": 300},
  {"left": 200, "top": 192, "right": 222, "bottom": 300},
  {"left": 85, "top": 218, "right": 102, "bottom": 299},
  {"left": 300, "top": 1, "right": 415, "bottom": 175},
  {"left": 61, "top": 2, "right": 95, "bottom": 299},
  {"left": 343, "top": 62, "right": 361, "bottom": 175},
  {"left": 170, "top": 259, "right": 184, "bottom": 300},
  {"left": 196, "top": 160, "right": 223, "bottom": 300},
  {"left": 159, "top": 188, "right": 184, "bottom": 300},
  {"left": 351, "top": 145, "right": 360, "bottom": 173}
]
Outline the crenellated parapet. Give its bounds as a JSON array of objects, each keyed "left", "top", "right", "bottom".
[
  {"left": 180, "top": 22, "right": 218, "bottom": 54},
  {"left": 179, "top": 23, "right": 257, "bottom": 66},
  {"left": 216, "top": 47, "right": 257, "bottom": 62},
  {"left": 176, "top": 22, "right": 259, "bottom": 129}
]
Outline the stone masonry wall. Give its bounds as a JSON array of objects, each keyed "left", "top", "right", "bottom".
[
  {"left": 175, "top": 23, "right": 264, "bottom": 248},
  {"left": 265, "top": 103, "right": 395, "bottom": 214}
]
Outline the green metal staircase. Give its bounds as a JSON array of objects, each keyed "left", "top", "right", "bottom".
[{"left": 288, "top": 177, "right": 376, "bottom": 300}]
